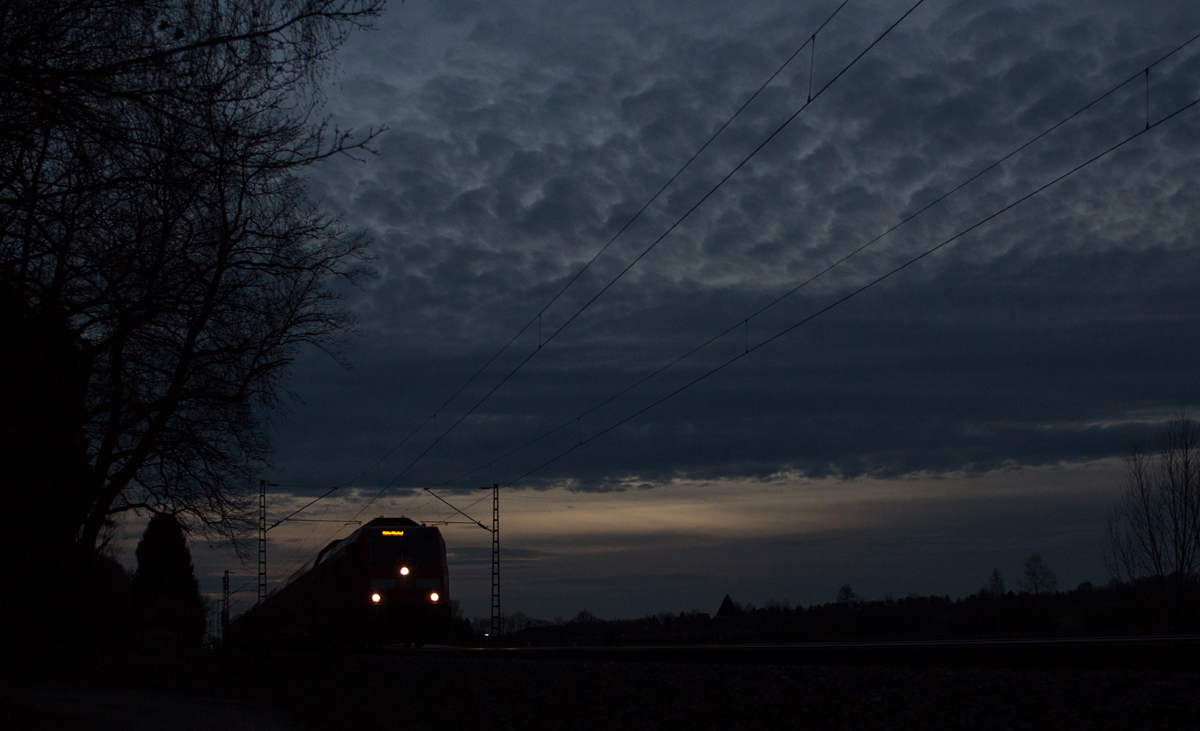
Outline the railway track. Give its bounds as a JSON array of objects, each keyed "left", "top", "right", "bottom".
[{"left": 382, "top": 635, "right": 1200, "bottom": 670}]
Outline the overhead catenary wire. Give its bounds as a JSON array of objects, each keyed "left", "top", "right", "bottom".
[
  {"left": 432, "top": 27, "right": 1200, "bottom": 491},
  {"left": 499, "top": 91, "right": 1200, "bottom": 489},
  {"left": 423, "top": 487, "right": 490, "bottom": 531},
  {"left": 230, "top": 502, "right": 361, "bottom": 603},
  {"left": 223, "top": 16, "right": 1200, "bottom": 615},
  {"left": 268, "top": 489, "right": 360, "bottom": 589},
  {"left": 264, "top": 0, "right": 856, "bottom": 530},
  {"left": 277, "top": 488, "right": 452, "bottom": 584},
  {"left": 350, "top": 0, "right": 930, "bottom": 521},
  {"left": 255, "top": 9, "right": 1200, "bottom": 587},
  {"left": 533, "top": 0, "right": 850, "bottom": 319}
]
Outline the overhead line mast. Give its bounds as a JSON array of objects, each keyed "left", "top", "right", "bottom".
[
  {"left": 258, "top": 480, "right": 266, "bottom": 605},
  {"left": 258, "top": 479, "right": 279, "bottom": 605},
  {"left": 222, "top": 570, "right": 230, "bottom": 646},
  {"left": 486, "top": 483, "right": 500, "bottom": 637}
]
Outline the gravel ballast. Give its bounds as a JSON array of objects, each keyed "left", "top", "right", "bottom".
[
  {"left": 264, "top": 653, "right": 1199, "bottom": 730},
  {"left": 6, "top": 652, "right": 1197, "bottom": 730}
]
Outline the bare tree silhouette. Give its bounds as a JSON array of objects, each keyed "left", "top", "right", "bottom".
[
  {"left": 1105, "top": 415, "right": 1200, "bottom": 625},
  {"left": 982, "top": 568, "right": 1005, "bottom": 598},
  {"left": 836, "top": 584, "right": 858, "bottom": 605},
  {"left": 1019, "top": 554, "right": 1057, "bottom": 596},
  {"left": 1, "top": 0, "right": 383, "bottom": 644}
]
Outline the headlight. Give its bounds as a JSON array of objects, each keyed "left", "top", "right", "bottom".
[
  {"left": 400, "top": 566, "right": 409, "bottom": 576},
  {"left": 429, "top": 592, "right": 439, "bottom": 602},
  {"left": 371, "top": 593, "right": 381, "bottom": 603}
]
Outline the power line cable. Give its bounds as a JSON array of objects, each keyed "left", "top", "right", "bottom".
[
  {"left": 266, "top": 0, "right": 856, "bottom": 528},
  {"left": 433, "top": 27, "right": 1200, "bottom": 490},
  {"left": 253, "top": 11, "right": 1200, "bottom": 581},
  {"left": 423, "top": 487, "right": 491, "bottom": 531},
  {"left": 351, "top": 0, "right": 929, "bottom": 520},
  {"left": 535, "top": 0, "right": 850, "bottom": 319},
  {"left": 500, "top": 90, "right": 1200, "bottom": 488},
  {"left": 226, "top": 19, "right": 1200, "bottom": 608},
  {"left": 272, "top": 515, "right": 345, "bottom": 585},
  {"left": 276, "top": 487, "right": 450, "bottom": 587}
]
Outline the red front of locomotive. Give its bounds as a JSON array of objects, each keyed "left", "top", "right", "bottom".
[{"left": 357, "top": 518, "right": 451, "bottom": 643}]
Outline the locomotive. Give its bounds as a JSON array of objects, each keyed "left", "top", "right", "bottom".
[{"left": 232, "top": 516, "right": 451, "bottom": 647}]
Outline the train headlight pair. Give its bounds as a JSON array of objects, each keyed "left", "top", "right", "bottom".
[{"left": 371, "top": 590, "right": 437, "bottom": 602}]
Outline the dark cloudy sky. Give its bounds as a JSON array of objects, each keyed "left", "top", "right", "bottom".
[{"left": 133, "top": 0, "right": 1200, "bottom": 621}]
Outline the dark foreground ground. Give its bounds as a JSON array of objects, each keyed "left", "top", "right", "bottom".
[{"left": 4, "top": 650, "right": 1199, "bottom": 730}]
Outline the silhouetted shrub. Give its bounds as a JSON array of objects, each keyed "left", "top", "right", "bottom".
[{"left": 86, "top": 556, "right": 133, "bottom": 653}]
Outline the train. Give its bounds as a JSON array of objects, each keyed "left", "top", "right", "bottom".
[{"left": 231, "top": 516, "right": 451, "bottom": 648}]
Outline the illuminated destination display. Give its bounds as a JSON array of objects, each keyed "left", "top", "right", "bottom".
[{"left": 381, "top": 530, "right": 404, "bottom": 536}]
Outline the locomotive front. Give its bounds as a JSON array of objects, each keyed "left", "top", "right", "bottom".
[{"left": 359, "top": 518, "right": 451, "bottom": 642}]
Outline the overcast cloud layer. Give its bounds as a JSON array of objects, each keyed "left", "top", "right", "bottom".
[
  {"left": 167, "top": 0, "right": 1200, "bottom": 616},
  {"left": 269, "top": 0, "right": 1200, "bottom": 493}
]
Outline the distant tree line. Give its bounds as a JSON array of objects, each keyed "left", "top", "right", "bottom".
[
  {"left": 494, "top": 580, "right": 1193, "bottom": 649},
  {"left": 482, "top": 416, "right": 1200, "bottom": 648},
  {"left": 476, "top": 546, "right": 1194, "bottom": 648}
]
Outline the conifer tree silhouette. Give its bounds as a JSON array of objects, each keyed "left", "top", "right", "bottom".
[{"left": 131, "top": 514, "right": 205, "bottom": 648}]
